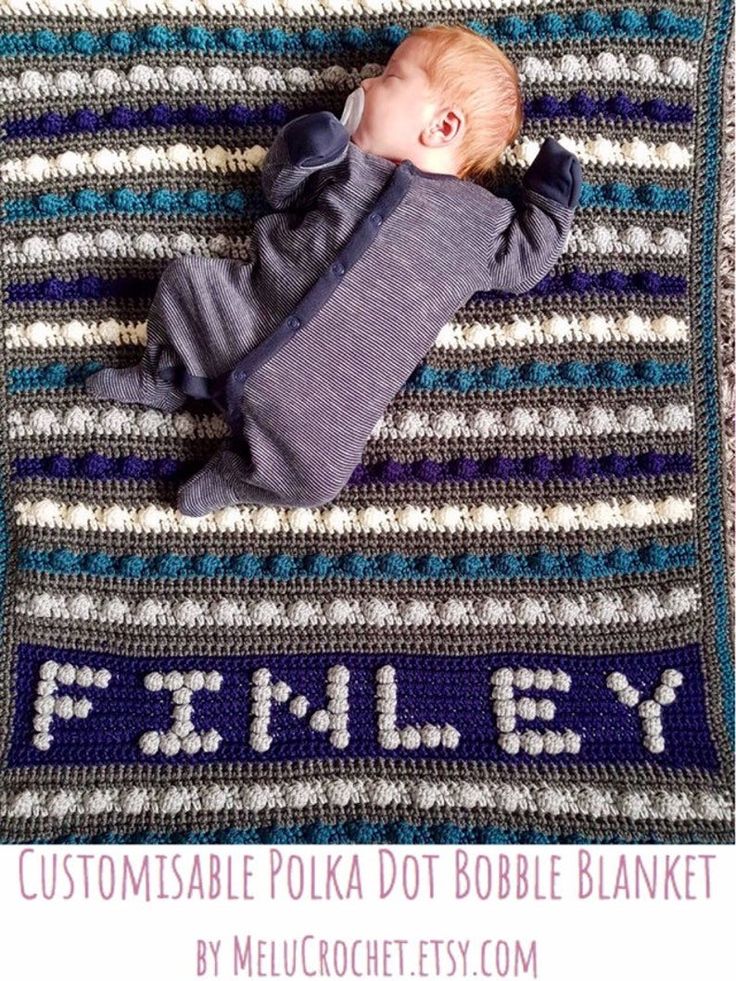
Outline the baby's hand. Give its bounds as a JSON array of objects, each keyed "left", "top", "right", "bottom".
[{"left": 284, "top": 112, "right": 348, "bottom": 168}]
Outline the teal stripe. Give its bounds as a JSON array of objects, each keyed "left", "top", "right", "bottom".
[
  {"left": 1, "top": 820, "right": 724, "bottom": 846},
  {"left": 7, "top": 359, "right": 691, "bottom": 394},
  {"left": 3, "top": 181, "right": 689, "bottom": 224},
  {"left": 0, "top": 12, "right": 704, "bottom": 61},
  {"left": 20, "top": 542, "right": 695, "bottom": 583},
  {"left": 695, "top": 0, "right": 734, "bottom": 742}
]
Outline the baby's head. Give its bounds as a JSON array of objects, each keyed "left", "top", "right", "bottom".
[{"left": 351, "top": 24, "right": 523, "bottom": 182}]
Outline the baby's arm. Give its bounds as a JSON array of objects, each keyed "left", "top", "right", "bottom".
[
  {"left": 260, "top": 111, "right": 350, "bottom": 211},
  {"left": 478, "top": 137, "right": 582, "bottom": 294}
]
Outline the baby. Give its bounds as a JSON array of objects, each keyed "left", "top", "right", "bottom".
[{"left": 85, "top": 24, "right": 582, "bottom": 517}]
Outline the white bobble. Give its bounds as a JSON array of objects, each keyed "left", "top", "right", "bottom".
[
  {"left": 523, "top": 140, "right": 541, "bottom": 166},
  {"left": 128, "top": 64, "right": 154, "bottom": 87},
  {"left": 54, "top": 70, "right": 83, "bottom": 95},
  {"left": 547, "top": 502, "right": 576, "bottom": 531},
  {"left": 139, "top": 731, "right": 160, "bottom": 755},
  {"left": 26, "top": 319, "right": 53, "bottom": 345},
  {"left": 166, "top": 143, "right": 194, "bottom": 167},
  {"left": 473, "top": 409, "right": 498, "bottom": 438},
  {"left": 627, "top": 138, "right": 651, "bottom": 168},
  {"left": 32, "top": 498, "right": 61, "bottom": 528},
  {"left": 323, "top": 507, "right": 350, "bottom": 533},
  {"left": 39, "top": 660, "right": 59, "bottom": 681},
  {"left": 55, "top": 151, "right": 84, "bottom": 178},
  {"left": 537, "top": 699, "right": 555, "bottom": 721},
  {"left": 437, "top": 505, "right": 463, "bottom": 531},
  {"left": 68, "top": 503, "right": 95, "bottom": 530},
  {"left": 204, "top": 672, "right": 221, "bottom": 691},
  {"left": 592, "top": 136, "right": 616, "bottom": 166},
  {"left": 546, "top": 314, "right": 572, "bottom": 341},
  {"left": 360, "top": 506, "right": 387, "bottom": 532},
  {"left": 271, "top": 681, "right": 291, "bottom": 703},
  {"left": 289, "top": 695, "right": 309, "bottom": 718},
  {"left": 69, "top": 594, "right": 95, "bottom": 621},
  {"left": 26, "top": 153, "right": 49, "bottom": 181},
  {"left": 620, "top": 312, "right": 646, "bottom": 339},
  {"left": 633, "top": 53, "right": 657, "bottom": 81},
  {"left": 20, "top": 70, "right": 45, "bottom": 96},
  {"left": 513, "top": 668, "right": 535, "bottom": 690},
  {"left": 202, "top": 730, "right": 222, "bottom": 753},
  {"left": 479, "top": 596, "right": 511, "bottom": 624},
  {"left": 397, "top": 412, "right": 422, "bottom": 439},
  {"left": 638, "top": 700, "right": 661, "bottom": 720},
  {"left": 252, "top": 507, "right": 279, "bottom": 533},
  {"left": 662, "top": 669, "right": 684, "bottom": 688},
  {"left": 516, "top": 697, "right": 537, "bottom": 720},
  {"left": 75, "top": 666, "right": 94, "bottom": 687},
  {"left": 543, "top": 731, "right": 565, "bottom": 754},
  {"left": 664, "top": 56, "right": 691, "bottom": 85},
  {"left": 644, "top": 735, "right": 665, "bottom": 753},
  {"left": 159, "top": 732, "right": 181, "bottom": 756},
  {"left": 400, "top": 726, "right": 421, "bottom": 750},
  {"left": 654, "top": 684, "right": 676, "bottom": 706},
  {"left": 559, "top": 54, "right": 582, "bottom": 79},
  {"left": 586, "top": 314, "right": 610, "bottom": 340},
  {"left": 596, "top": 52, "right": 620, "bottom": 79},
  {"left": 563, "top": 730, "right": 582, "bottom": 753},
  {"left": 57, "top": 232, "right": 83, "bottom": 258},
  {"left": 619, "top": 687, "right": 641, "bottom": 708},
  {"left": 168, "top": 66, "right": 197, "bottom": 89},
  {"left": 309, "top": 709, "right": 330, "bottom": 733},
  {"left": 553, "top": 671, "right": 571, "bottom": 692},
  {"left": 508, "top": 503, "right": 536, "bottom": 532},
  {"left": 92, "top": 67, "right": 118, "bottom": 92},
  {"left": 440, "top": 725, "right": 460, "bottom": 749},
  {"left": 520, "top": 731, "right": 544, "bottom": 755},
  {"left": 287, "top": 507, "right": 314, "bottom": 534},
  {"left": 92, "top": 148, "right": 120, "bottom": 175},
  {"left": 207, "top": 65, "right": 236, "bottom": 87},
  {"left": 521, "top": 55, "right": 542, "bottom": 82}
]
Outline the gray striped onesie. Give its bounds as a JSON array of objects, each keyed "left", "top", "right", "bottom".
[{"left": 85, "top": 112, "right": 582, "bottom": 516}]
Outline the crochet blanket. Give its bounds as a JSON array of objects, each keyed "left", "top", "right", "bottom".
[{"left": 0, "top": 0, "right": 733, "bottom": 844}]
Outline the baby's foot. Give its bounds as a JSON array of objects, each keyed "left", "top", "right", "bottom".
[{"left": 177, "top": 446, "right": 253, "bottom": 517}]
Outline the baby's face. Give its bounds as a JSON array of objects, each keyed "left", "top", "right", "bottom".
[{"left": 350, "top": 38, "right": 440, "bottom": 164}]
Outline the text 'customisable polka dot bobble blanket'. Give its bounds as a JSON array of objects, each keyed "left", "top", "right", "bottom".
[{"left": 0, "top": 0, "right": 733, "bottom": 845}]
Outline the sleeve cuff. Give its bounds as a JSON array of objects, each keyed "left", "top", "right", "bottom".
[{"left": 522, "top": 136, "right": 582, "bottom": 208}]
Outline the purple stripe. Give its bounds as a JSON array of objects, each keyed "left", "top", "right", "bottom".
[
  {"left": 5, "top": 268, "right": 688, "bottom": 305},
  {"left": 3, "top": 91, "right": 692, "bottom": 143},
  {"left": 12, "top": 450, "right": 692, "bottom": 485}
]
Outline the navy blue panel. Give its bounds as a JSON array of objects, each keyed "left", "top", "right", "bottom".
[
  {"left": 9, "top": 643, "right": 718, "bottom": 770},
  {"left": 523, "top": 136, "right": 582, "bottom": 208}
]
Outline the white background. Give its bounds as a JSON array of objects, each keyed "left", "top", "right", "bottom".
[{"left": 1, "top": 843, "right": 734, "bottom": 980}]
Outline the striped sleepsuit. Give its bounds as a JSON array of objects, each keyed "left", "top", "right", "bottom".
[{"left": 85, "top": 112, "right": 582, "bottom": 516}]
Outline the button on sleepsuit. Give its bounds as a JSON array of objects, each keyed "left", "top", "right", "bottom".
[{"left": 85, "top": 112, "right": 582, "bottom": 517}]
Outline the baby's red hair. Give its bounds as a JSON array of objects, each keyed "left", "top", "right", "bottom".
[{"left": 408, "top": 23, "right": 524, "bottom": 182}]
